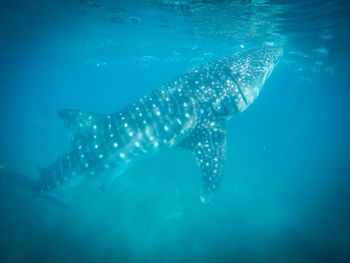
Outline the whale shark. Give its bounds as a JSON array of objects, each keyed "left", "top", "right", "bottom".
[{"left": 3, "top": 47, "right": 282, "bottom": 205}]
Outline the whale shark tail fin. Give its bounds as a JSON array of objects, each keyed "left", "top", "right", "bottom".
[
  {"left": 40, "top": 192, "right": 72, "bottom": 209},
  {"left": 0, "top": 172, "right": 36, "bottom": 190},
  {"left": 0, "top": 172, "right": 71, "bottom": 209}
]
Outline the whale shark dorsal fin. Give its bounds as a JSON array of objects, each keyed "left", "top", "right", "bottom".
[
  {"left": 178, "top": 118, "right": 226, "bottom": 203},
  {"left": 59, "top": 109, "right": 104, "bottom": 147}
]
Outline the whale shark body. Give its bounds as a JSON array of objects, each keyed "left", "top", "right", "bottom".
[{"left": 9, "top": 47, "right": 283, "bottom": 205}]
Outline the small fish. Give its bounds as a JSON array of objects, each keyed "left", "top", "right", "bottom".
[
  {"left": 146, "top": 218, "right": 153, "bottom": 234},
  {"left": 115, "top": 188, "right": 129, "bottom": 201},
  {"left": 165, "top": 211, "right": 183, "bottom": 221},
  {"left": 98, "top": 184, "right": 106, "bottom": 191}
]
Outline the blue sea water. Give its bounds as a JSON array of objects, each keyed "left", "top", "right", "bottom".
[{"left": 0, "top": 0, "right": 350, "bottom": 262}]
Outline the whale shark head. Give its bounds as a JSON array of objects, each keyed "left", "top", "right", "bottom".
[
  {"left": 179, "top": 47, "right": 283, "bottom": 203},
  {"left": 175, "top": 47, "right": 283, "bottom": 118},
  {"left": 225, "top": 47, "right": 283, "bottom": 112}
]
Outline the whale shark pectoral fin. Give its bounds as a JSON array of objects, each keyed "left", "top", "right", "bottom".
[
  {"left": 178, "top": 118, "right": 227, "bottom": 203},
  {"left": 58, "top": 109, "right": 104, "bottom": 147}
]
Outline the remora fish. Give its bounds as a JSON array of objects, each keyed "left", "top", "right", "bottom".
[{"left": 4, "top": 47, "right": 282, "bottom": 205}]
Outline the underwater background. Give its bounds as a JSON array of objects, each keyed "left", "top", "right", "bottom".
[{"left": 0, "top": 0, "right": 349, "bottom": 262}]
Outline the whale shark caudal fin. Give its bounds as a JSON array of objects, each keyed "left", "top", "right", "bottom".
[
  {"left": 177, "top": 117, "right": 226, "bottom": 203},
  {"left": 0, "top": 172, "right": 71, "bottom": 209},
  {"left": 0, "top": 172, "right": 36, "bottom": 190},
  {"left": 58, "top": 109, "right": 105, "bottom": 148},
  {"left": 40, "top": 191, "right": 71, "bottom": 209}
]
